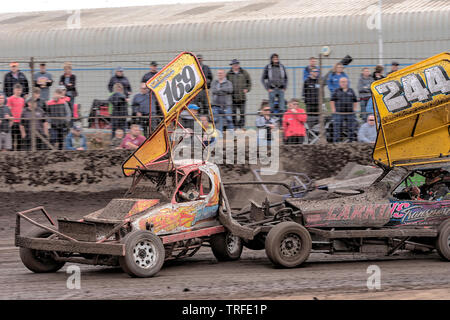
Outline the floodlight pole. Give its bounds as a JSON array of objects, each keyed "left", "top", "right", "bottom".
[{"left": 378, "top": 0, "right": 383, "bottom": 66}]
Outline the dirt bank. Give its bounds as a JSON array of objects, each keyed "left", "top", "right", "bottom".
[{"left": 0, "top": 143, "right": 373, "bottom": 193}]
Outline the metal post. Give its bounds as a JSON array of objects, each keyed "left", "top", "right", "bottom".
[
  {"left": 318, "top": 53, "right": 326, "bottom": 144},
  {"left": 378, "top": 0, "right": 383, "bottom": 66},
  {"left": 29, "top": 57, "right": 36, "bottom": 151}
]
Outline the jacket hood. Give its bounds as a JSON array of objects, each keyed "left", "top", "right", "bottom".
[{"left": 270, "top": 53, "right": 279, "bottom": 63}]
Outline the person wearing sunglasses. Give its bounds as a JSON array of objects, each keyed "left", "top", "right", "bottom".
[
  {"left": 256, "top": 100, "right": 278, "bottom": 146},
  {"left": 357, "top": 114, "right": 377, "bottom": 143}
]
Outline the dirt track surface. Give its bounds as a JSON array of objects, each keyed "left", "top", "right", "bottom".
[{"left": 1, "top": 191, "right": 449, "bottom": 300}]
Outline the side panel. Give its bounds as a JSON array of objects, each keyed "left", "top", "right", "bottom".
[{"left": 388, "top": 200, "right": 450, "bottom": 226}]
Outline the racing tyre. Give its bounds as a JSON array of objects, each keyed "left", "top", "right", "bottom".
[
  {"left": 119, "top": 231, "right": 165, "bottom": 278},
  {"left": 210, "top": 232, "right": 243, "bottom": 261},
  {"left": 19, "top": 228, "right": 65, "bottom": 273},
  {"left": 436, "top": 220, "right": 450, "bottom": 261},
  {"left": 265, "top": 222, "right": 312, "bottom": 268}
]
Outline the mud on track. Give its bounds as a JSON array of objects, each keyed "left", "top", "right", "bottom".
[{"left": 1, "top": 191, "right": 449, "bottom": 300}]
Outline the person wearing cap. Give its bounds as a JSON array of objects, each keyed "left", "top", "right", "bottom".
[
  {"left": 3, "top": 62, "right": 29, "bottom": 98},
  {"left": 226, "top": 59, "right": 251, "bottom": 129},
  {"left": 387, "top": 61, "right": 400, "bottom": 76},
  {"left": 108, "top": 67, "right": 132, "bottom": 98},
  {"left": 192, "top": 54, "right": 213, "bottom": 114},
  {"left": 19, "top": 98, "right": 49, "bottom": 150},
  {"left": 303, "top": 57, "right": 320, "bottom": 82},
  {"left": 33, "top": 63, "right": 53, "bottom": 101},
  {"left": 180, "top": 104, "right": 199, "bottom": 130},
  {"left": 0, "top": 92, "right": 13, "bottom": 151},
  {"left": 59, "top": 62, "right": 77, "bottom": 113},
  {"left": 261, "top": 53, "right": 288, "bottom": 113},
  {"left": 65, "top": 124, "right": 87, "bottom": 150},
  {"left": 141, "top": 61, "right": 158, "bottom": 84}
]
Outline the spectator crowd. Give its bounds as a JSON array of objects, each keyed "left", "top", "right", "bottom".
[{"left": 0, "top": 56, "right": 400, "bottom": 151}]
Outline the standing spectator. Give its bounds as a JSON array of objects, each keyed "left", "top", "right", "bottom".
[
  {"left": 210, "top": 69, "right": 234, "bottom": 132},
  {"left": 65, "top": 124, "right": 87, "bottom": 150},
  {"left": 110, "top": 128, "right": 125, "bottom": 149},
  {"left": 33, "top": 63, "right": 53, "bottom": 101},
  {"left": 387, "top": 61, "right": 400, "bottom": 76},
  {"left": 120, "top": 124, "right": 146, "bottom": 150},
  {"left": 282, "top": 98, "right": 307, "bottom": 144},
  {"left": 131, "top": 83, "right": 152, "bottom": 136},
  {"left": 46, "top": 88, "right": 71, "bottom": 150},
  {"left": 108, "top": 67, "right": 132, "bottom": 98},
  {"left": 327, "top": 62, "right": 350, "bottom": 95},
  {"left": 303, "top": 57, "right": 319, "bottom": 81},
  {"left": 7, "top": 84, "right": 25, "bottom": 150},
  {"left": 141, "top": 61, "right": 158, "bottom": 83},
  {"left": 358, "top": 114, "right": 377, "bottom": 144},
  {"left": 4, "top": 62, "right": 29, "bottom": 98},
  {"left": 31, "top": 87, "right": 48, "bottom": 113},
  {"left": 193, "top": 54, "right": 213, "bottom": 114},
  {"left": 330, "top": 77, "right": 358, "bottom": 142},
  {"left": 373, "top": 65, "right": 385, "bottom": 81},
  {"left": 59, "top": 62, "right": 77, "bottom": 114},
  {"left": 302, "top": 67, "right": 320, "bottom": 127},
  {"left": 19, "top": 98, "right": 49, "bottom": 150},
  {"left": 357, "top": 67, "right": 374, "bottom": 121},
  {"left": 261, "top": 53, "right": 288, "bottom": 113},
  {"left": 108, "top": 83, "right": 129, "bottom": 138},
  {"left": 256, "top": 101, "right": 278, "bottom": 146},
  {"left": 0, "top": 92, "right": 12, "bottom": 151},
  {"left": 226, "top": 59, "right": 252, "bottom": 129}
]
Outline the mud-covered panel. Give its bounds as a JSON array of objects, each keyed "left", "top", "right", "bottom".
[
  {"left": 304, "top": 203, "right": 391, "bottom": 227},
  {"left": 84, "top": 198, "right": 161, "bottom": 221},
  {"left": 389, "top": 200, "right": 450, "bottom": 226}
]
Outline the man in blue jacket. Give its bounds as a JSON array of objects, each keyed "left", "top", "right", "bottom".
[{"left": 65, "top": 124, "right": 87, "bottom": 150}]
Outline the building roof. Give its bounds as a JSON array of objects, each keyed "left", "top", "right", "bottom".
[{"left": 0, "top": 0, "right": 449, "bottom": 32}]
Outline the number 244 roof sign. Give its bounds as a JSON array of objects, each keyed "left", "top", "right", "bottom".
[
  {"left": 146, "top": 52, "right": 205, "bottom": 118},
  {"left": 372, "top": 52, "right": 450, "bottom": 123}
]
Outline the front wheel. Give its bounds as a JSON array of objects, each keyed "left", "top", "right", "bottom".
[
  {"left": 210, "top": 232, "right": 243, "bottom": 261},
  {"left": 436, "top": 220, "right": 450, "bottom": 261},
  {"left": 119, "top": 231, "right": 165, "bottom": 278},
  {"left": 265, "top": 222, "right": 312, "bottom": 268},
  {"left": 19, "top": 228, "right": 65, "bottom": 273}
]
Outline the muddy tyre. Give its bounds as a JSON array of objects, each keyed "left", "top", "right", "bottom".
[
  {"left": 19, "top": 228, "right": 65, "bottom": 273},
  {"left": 265, "top": 222, "right": 312, "bottom": 268},
  {"left": 436, "top": 220, "right": 450, "bottom": 261},
  {"left": 210, "top": 232, "right": 243, "bottom": 261},
  {"left": 119, "top": 231, "right": 165, "bottom": 278}
]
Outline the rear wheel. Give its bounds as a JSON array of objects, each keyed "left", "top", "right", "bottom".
[
  {"left": 19, "top": 228, "right": 65, "bottom": 273},
  {"left": 210, "top": 232, "right": 243, "bottom": 261},
  {"left": 119, "top": 231, "right": 165, "bottom": 278},
  {"left": 265, "top": 222, "right": 312, "bottom": 268},
  {"left": 436, "top": 220, "right": 450, "bottom": 261}
]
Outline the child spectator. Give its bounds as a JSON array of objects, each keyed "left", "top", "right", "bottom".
[
  {"left": 108, "top": 67, "right": 132, "bottom": 98},
  {"left": 59, "top": 62, "right": 77, "bottom": 114},
  {"left": 33, "top": 63, "right": 53, "bottom": 101},
  {"left": 120, "top": 124, "right": 146, "bottom": 150},
  {"left": 65, "top": 124, "right": 87, "bottom": 150},
  {"left": 7, "top": 84, "right": 25, "bottom": 150},
  {"left": 19, "top": 99, "right": 49, "bottom": 150},
  {"left": 358, "top": 67, "right": 374, "bottom": 121},
  {"left": 46, "top": 88, "right": 71, "bottom": 150},
  {"left": 303, "top": 57, "right": 319, "bottom": 81},
  {"left": 4, "top": 62, "right": 29, "bottom": 98},
  {"left": 358, "top": 114, "right": 377, "bottom": 143},
  {"left": 0, "top": 92, "right": 12, "bottom": 151},
  {"left": 200, "top": 115, "right": 219, "bottom": 147},
  {"left": 282, "top": 98, "right": 307, "bottom": 144},
  {"left": 327, "top": 62, "right": 350, "bottom": 95},
  {"left": 31, "top": 87, "right": 48, "bottom": 113},
  {"left": 256, "top": 101, "right": 278, "bottom": 146},
  {"left": 108, "top": 83, "right": 129, "bottom": 138},
  {"left": 110, "top": 128, "right": 124, "bottom": 149}
]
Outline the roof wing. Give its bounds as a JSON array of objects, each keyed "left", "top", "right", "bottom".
[
  {"left": 122, "top": 52, "right": 212, "bottom": 177},
  {"left": 372, "top": 52, "right": 450, "bottom": 168}
]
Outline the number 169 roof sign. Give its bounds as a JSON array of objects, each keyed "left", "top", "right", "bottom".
[
  {"left": 371, "top": 52, "right": 450, "bottom": 168},
  {"left": 146, "top": 52, "right": 205, "bottom": 120}
]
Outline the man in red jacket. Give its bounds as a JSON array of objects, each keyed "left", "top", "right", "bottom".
[{"left": 282, "top": 98, "right": 307, "bottom": 144}]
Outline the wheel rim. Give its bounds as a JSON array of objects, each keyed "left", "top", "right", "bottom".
[
  {"left": 279, "top": 233, "right": 302, "bottom": 259},
  {"left": 226, "top": 233, "right": 240, "bottom": 254},
  {"left": 447, "top": 234, "right": 450, "bottom": 248},
  {"left": 133, "top": 240, "right": 157, "bottom": 269}
]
